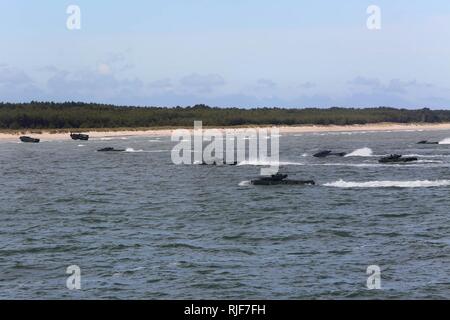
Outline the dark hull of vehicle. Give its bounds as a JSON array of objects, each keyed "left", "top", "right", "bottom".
[
  {"left": 20, "top": 136, "right": 40, "bottom": 143},
  {"left": 97, "top": 148, "right": 125, "bottom": 152},
  {"left": 379, "top": 157, "right": 418, "bottom": 164},
  {"left": 417, "top": 141, "right": 439, "bottom": 145},
  {"left": 313, "top": 150, "right": 346, "bottom": 158},
  {"left": 251, "top": 180, "right": 315, "bottom": 186},
  {"left": 199, "top": 162, "right": 238, "bottom": 166},
  {"left": 71, "top": 133, "right": 89, "bottom": 141}
]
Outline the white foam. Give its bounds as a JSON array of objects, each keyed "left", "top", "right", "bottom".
[
  {"left": 147, "top": 149, "right": 169, "bottom": 153},
  {"left": 238, "top": 180, "right": 251, "bottom": 187},
  {"left": 415, "top": 160, "right": 443, "bottom": 164},
  {"left": 403, "top": 154, "right": 447, "bottom": 158},
  {"left": 310, "top": 161, "right": 447, "bottom": 168},
  {"left": 238, "top": 160, "right": 304, "bottom": 166},
  {"left": 439, "top": 138, "right": 450, "bottom": 144},
  {"left": 345, "top": 147, "right": 373, "bottom": 157},
  {"left": 324, "top": 179, "right": 450, "bottom": 188},
  {"left": 328, "top": 131, "right": 354, "bottom": 135},
  {"left": 238, "top": 160, "right": 444, "bottom": 168},
  {"left": 311, "top": 163, "right": 380, "bottom": 167},
  {"left": 125, "top": 148, "right": 144, "bottom": 153},
  {"left": 123, "top": 148, "right": 168, "bottom": 153}
]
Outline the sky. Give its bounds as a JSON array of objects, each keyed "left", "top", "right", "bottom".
[{"left": 0, "top": 0, "right": 450, "bottom": 108}]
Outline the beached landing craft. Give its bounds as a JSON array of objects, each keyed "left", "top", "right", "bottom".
[
  {"left": 313, "top": 150, "right": 347, "bottom": 158},
  {"left": 251, "top": 173, "right": 315, "bottom": 186},
  {"left": 19, "top": 136, "right": 40, "bottom": 143},
  {"left": 378, "top": 154, "right": 418, "bottom": 164},
  {"left": 70, "top": 133, "right": 89, "bottom": 141},
  {"left": 97, "top": 147, "right": 126, "bottom": 152}
]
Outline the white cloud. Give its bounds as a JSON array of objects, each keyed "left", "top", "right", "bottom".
[
  {"left": 256, "top": 78, "right": 277, "bottom": 89},
  {"left": 1, "top": 64, "right": 450, "bottom": 108},
  {"left": 0, "top": 65, "right": 43, "bottom": 102},
  {"left": 179, "top": 73, "right": 226, "bottom": 94}
]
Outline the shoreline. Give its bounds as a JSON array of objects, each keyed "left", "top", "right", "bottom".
[{"left": 1, "top": 122, "right": 450, "bottom": 141}]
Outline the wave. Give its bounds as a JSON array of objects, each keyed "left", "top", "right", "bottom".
[
  {"left": 239, "top": 161, "right": 446, "bottom": 168},
  {"left": 238, "top": 160, "right": 304, "bottom": 166},
  {"left": 345, "top": 147, "right": 373, "bottom": 157},
  {"left": 439, "top": 138, "right": 450, "bottom": 144},
  {"left": 324, "top": 179, "right": 450, "bottom": 188},
  {"left": 415, "top": 160, "right": 443, "bottom": 163},
  {"left": 125, "top": 148, "right": 144, "bottom": 152},
  {"left": 403, "top": 154, "right": 450, "bottom": 158},
  {"left": 112, "top": 266, "right": 146, "bottom": 277},
  {"left": 124, "top": 148, "right": 169, "bottom": 153},
  {"left": 325, "top": 131, "right": 355, "bottom": 135},
  {"left": 311, "top": 163, "right": 381, "bottom": 167},
  {"left": 238, "top": 180, "right": 251, "bottom": 187},
  {"left": 313, "top": 160, "right": 447, "bottom": 167},
  {"left": 147, "top": 149, "right": 169, "bottom": 153}
]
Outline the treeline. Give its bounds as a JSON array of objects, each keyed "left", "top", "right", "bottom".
[{"left": 1, "top": 101, "right": 450, "bottom": 129}]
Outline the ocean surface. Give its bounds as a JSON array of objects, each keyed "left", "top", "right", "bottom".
[{"left": 1, "top": 129, "right": 450, "bottom": 299}]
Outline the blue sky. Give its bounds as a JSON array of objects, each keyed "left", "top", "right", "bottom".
[{"left": 1, "top": 0, "right": 450, "bottom": 108}]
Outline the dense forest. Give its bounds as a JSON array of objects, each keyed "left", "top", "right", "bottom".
[{"left": 1, "top": 101, "right": 450, "bottom": 130}]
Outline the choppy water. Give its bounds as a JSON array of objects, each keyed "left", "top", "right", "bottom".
[{"left": 1, "top": 129, "right": 450, "bottom": 299}]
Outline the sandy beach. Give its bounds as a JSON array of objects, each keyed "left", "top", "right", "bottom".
[{"left": 1, "top": 122, "right": 450, "bottom": 142}]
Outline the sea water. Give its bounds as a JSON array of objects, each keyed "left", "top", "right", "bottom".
[{"left": 0, "top": 130, "right": 450, "bottom": 299}]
